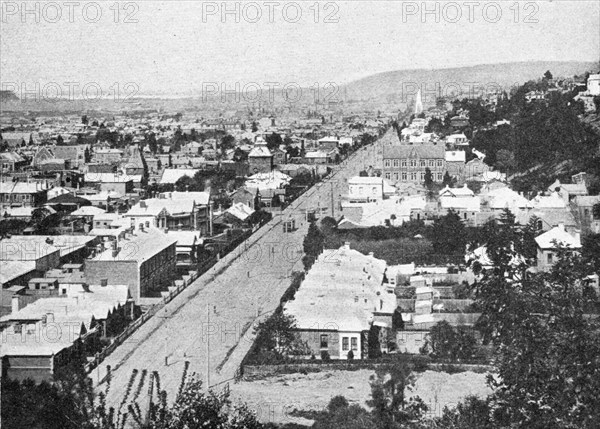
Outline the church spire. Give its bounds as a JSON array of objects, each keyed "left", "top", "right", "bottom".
[{"left": 414, "top": 89, "right": 423, "bottom": 115}]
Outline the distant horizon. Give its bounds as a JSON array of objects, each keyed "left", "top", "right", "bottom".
[
  {"left": 2, "top": 1, "right": 598, "bottom": 96},
  {"left": 1, "top": 59, "right": 598, "bottom": 101}
]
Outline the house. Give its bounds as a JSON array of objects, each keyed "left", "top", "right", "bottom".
[
  {"left": 165, "top": 230, "right": 204, "bottom": 266},
  {"left": 84, "top": 172, "right": 135, "bottom": 195},
  {"left": 93, "top": 148, "right": 123, "bottom": 164},
  {"left": 304, "top": 150, "right": 336, "bottom": 164},
  {"left": 231, "top": 187, "right": 257, "bottom": 210},
  {"left": 587, "top": 73, "right": 600, "bottom": 96},
  {"left": 0, "top": 284, "right": 130, "bottom": 382},
  {"left": 465, "top": 158, "right": 490, "bottom": 179},
  {"left": 534, "top": 224, "right": 581, "bottom": 272},
  {"left": 85, "top": 225, "right": 177, "bottom": 303},
  {"left": 0, "top": 181, "right": 49, "bottom": 207},
  {"left": 318, "top": 136, "right": 339, "bottom": 151},
  {"left": 284, "top": 244, "right": 395, "bottom": 360},
  {"left": 248, "top": 138, "right": 273, "bottom": 174},
  {"left": 125, "top": 191, "right": 212, "bottom": 235},
  {"left": 445, "top": 151, "right": 466, "bottom": 182},
  {"left": 0, "top": 152, "right": 27, "bottom": 173},
  {"left": 213, "top": 202, "right": 254, "bottom": 228},
  {"left": 382, "top": 144, "right": 446, "bottom": 183},
  {"left": 547, "top": 179, "right": 588, "bottom": 203},
  {"left": 159, "top": 168, "right": 199, "bottom": 185},
  {"left": 53, "top": 145, "right": 88, "bottom": 168},
  {"left": 572, "top": 195, "right": 600, "bottom": 235},
  {"left": 347, "top": 176, "right": 386, "bottom": 202}
]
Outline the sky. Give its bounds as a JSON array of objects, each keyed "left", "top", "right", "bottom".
[{"left": 1, "top": 1, "right": 599, "bottom": 96}]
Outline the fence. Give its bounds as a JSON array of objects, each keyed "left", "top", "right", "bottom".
[{"left": 241, "top": 357, "right": 493, "bottom": 379}]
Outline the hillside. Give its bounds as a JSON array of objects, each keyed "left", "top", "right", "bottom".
[{"left": 342, "top": 61, "right": 599, "bottom": 103}]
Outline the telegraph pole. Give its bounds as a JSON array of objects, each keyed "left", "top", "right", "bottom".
[
  {"left": 206, "top": 303, "right": 210, "bottom": 389},
  {"left": 331, "top": 181, "right": 334, "bottom": 217}
]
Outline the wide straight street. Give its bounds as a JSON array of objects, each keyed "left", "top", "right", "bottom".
[{"left": 91, "top": 140, "right": 382, "bottom": 409}]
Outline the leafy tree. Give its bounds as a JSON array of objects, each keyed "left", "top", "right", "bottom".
[
  {"left": 265, "top": 132, "right": 283, "bottom": 151},
  {"left": 253, "top": 310, "right": 305, "bottom": 361},
  {"left": 544, "top": 70, "right": 553, "bottom": 81},
  {"left": 303, "top": 221, "right": 324, "bottom": 269},
  {"left": 431, "top": 210, "right": 465, "bottom": 255},
  {"left": 437, "top": 396, "right": 495, "bottom": 429},
  {"left": 367, "top": 360, "right": 428, "bottom": 426},
  {"left": 424, "top": 167, "right": 433, "bottom": 189},
  {"left": 420, "top": 321, "right": 477, "bottom": 361},
  {"left": 474, "top": 245, "right": 600, "bottom": 428},
  {"left": 251, "top": 121, "right": 258, "bottom": 132},
  {"left": 442, "top": 171, "right": 452, "bottom": 187}
]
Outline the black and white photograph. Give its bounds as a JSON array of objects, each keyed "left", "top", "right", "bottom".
[{"left": 1, "top": 1, "right": 600, "bottom": 428}]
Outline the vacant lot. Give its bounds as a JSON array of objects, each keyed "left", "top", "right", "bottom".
[{"left": 230, "top": 369, "right": 492, "bottom": 426}]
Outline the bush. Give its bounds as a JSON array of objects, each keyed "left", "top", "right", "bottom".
[
  {"left": 320, "top": 350, "right": 331, "bottom": 361},
  {"left": 347, "top": 350, "right": 354, "bottom": 361}
]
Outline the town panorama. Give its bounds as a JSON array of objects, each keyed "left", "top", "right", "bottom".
[{"left": 1, "top": 1, "right": 600, "bottom": 428}]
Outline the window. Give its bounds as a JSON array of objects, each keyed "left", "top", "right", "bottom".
[
  {"left": 320, "top": 334, "right": 328, "bottom": 349},
  {"left": 401, "top": 159, "right": 407, "bottom": 167},
  {"left": 385, "top": 173, "right": 391, "bottom": 180},
  {"left": 393, "top": 159, "right": 399, "bottom": 168},
  {"left": 437, "top": 160, "right": 443, "bottom": 167},
  {"left": 410, "top": 160, "right": 417, "bottom": 167},
  {"left": 342, "top": 337, "right": 349, "bottom": 351},
  {"left": 421, "top": 172, "right": 426, "bottom": 180},
  {"left": 402, "top": 172, "right": 407, "bottom": 181},
  {"left": 421, "top": 160, "right": 426, "bottom": 167},
  {"left": 437, "top": 173, "right": 443, "bottom": 181},
  {"left": 384, "top": 160, "right": 391, "bottom": 168},
  {"left": 429, "top": 160, "right": 434, "bottom": 167},
  {"left": 393, "top": 172, "right": 399, "bottom": 181},
  {"left": 547, "top": 253, "right": 554, "bottom": 264},
  {"left": 351, "top": 337, "right": 358, "bottom": 351},
  {"left": 410, "top": 173, "right": 417, "bottom": 181}
]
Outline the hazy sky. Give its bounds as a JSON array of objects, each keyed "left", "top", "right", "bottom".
[{"left": 1, "top": 1, "right": 599, "bottom": 96}]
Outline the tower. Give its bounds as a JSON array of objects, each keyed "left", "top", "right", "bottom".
[{"left": 414, "top": 89, "right": 424, "bottom": 116}]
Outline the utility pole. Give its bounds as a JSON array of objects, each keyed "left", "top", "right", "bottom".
[
  {"left": 331, "top": 181, "right": 334, "bottom": 217},
  {"left": 206, "top": 303, "right": 210, "bottom": 389}
]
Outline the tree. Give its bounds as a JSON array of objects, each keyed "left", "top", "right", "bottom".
[
  {"left": 442, "top": 171, "right": 452, "bottom": 187},
  {"left": 474, "top": 245, "right": 600, "bottom": 428},
  {"left": 420, "top": 321, "right": 477, "bottom": 360},
  {"left": 367, "top": 360, "right": 428, "bottom": 426},
  {"left": 495, "top": 149, "right": 516, "bottom": 172},
  {"left": 220, "top": 134, "right": 235, "bottom": 156},
  {"left": 251, "top": 121, "right": 258, "bottom": 132},
  {"left": 81, "top": 115, "right": 88, "bottom": 125},
  {"left": 544, "top": 70, "right": 553, "bottom": 81},
  {"left": 424, "top": 167, "right": 433, "bottom": 189},
  {"left": 253, "top": 310, "right": 304, "bottom": 361},
  {"left": 265, "top": 132, "right": 283, "bottom": 151},
  {"left": 303, "top": 221, "right": 324, "bottom": 260},
  {"left": 431, "top": 210, "right": 465, "bottom": 255}
]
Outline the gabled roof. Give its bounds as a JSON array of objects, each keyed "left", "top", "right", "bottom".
[
  {"left": 383, "top": 144, "right": 445, "bottom": 159},
  {"left": 535, "top": 224, "right": 581, "bottom": 249}
]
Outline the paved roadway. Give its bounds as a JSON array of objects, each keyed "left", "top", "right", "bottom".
[{"left": 92, "top": 140, "right": 382, "bottom": 410}]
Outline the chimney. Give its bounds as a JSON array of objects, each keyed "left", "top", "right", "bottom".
[
  {"left": 145, "top": 221, "right": 150, "bottom": 229},
  {"left": 100, "top": 278, "right": 108, "bottom": 287},
  {"left": 344, "top": 242, "right": 350, "bottom": 250},
  {"left": 11, "top": 296, "right": 20, "bottom": 314},
  {"left": 558, "top": 223, "right": 565, "bottom": 231},
  {"left": 46, "top": 312, "right": 54, "bottom": 323},
  {"left": 140, "top": 200, "right": 147, "bottom": 208}
]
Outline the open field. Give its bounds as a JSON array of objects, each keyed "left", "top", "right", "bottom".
[{"left": 230, "top": 368, "right": 493, "bottom": 426}]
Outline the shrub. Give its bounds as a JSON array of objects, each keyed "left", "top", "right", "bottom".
[
  {"left": 320, "top": 351, "right": 331, "bottom": 361},
  {"left": 347, "top": 350, "right": 354, "bottom": 361}
]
